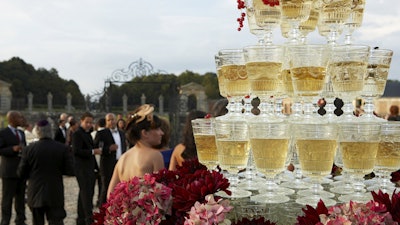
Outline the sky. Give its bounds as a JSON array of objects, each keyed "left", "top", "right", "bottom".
[{"left": 0, "top": 0, "right": 399, "bottom": 99}]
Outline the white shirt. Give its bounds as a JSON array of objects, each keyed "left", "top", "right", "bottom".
[{"left": 110, "top": 129, "right": 123, "bottom": 160}]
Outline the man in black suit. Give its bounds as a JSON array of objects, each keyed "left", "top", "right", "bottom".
[
  {"left": 17, "top": 119, "right": 74, "bottom": 225},
  {"left": 72, "top": 112, "right": 102, "bottom": 225},
  {"left": 0, "top": 111, "right": 27, "bottom": 225},
  {"left": 54, "top": 113, "right": 67, "bottom": 144},
  {"left": 94, "top": 113, "right": 127, "bottom": 206}
]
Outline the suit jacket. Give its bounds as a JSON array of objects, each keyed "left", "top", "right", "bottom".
[
  {"left": 94, "top": 128, "right": 127, "bottom": 178},
  {"left": 54, "top": 126, "right": 67, "bottom": 144},
  {"left": 0, "top": 127, "right": 26, "bottom": 178},
  {"left": 17, "top": 138, "right": 74, "bottom": 208},
  {"left": 72, "top": 126, "right": 97, "bottom": 175}
]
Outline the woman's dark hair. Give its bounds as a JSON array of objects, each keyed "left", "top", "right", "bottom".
[
  {"left": 125, "top": 104, "right": 162, "bottom": 145},
  {"left": 117, "top": 118, "right": 126, "bottom": 129},
  {"left": 181, "top": 110, "right": 207, "bottom": 160}
]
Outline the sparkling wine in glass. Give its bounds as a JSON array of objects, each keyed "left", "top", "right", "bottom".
[
  {"left": 298, "top": 1, "right": 319, "bottom": 43},
  {"left": 244, "top": 44, "right": 285, "bottom": 119},
  {"left": 245, "top": 0, "right": 268, "bottom": 44},
  {"left": 318, "top": 0, "right": 352, "bottom": 45},
  {"left": 294, "top": 122, "right": 338, "bottom": 207},
  {"left": 215, "top": 117, "right": 252, "bottom": 198},
  {"left": 328, "top": 44, "right": 370, "bottom": 122},
  {"left": 338, "top": 120, "right": 381, "bottom": 203},
  {"left": 218, "top": 49, "right": 250, "bottom": 118},
  {"left": 248, "top": 120, "right": 294, "bottom": 203},
  {"left": 288, "top": 44, "right": 330, "bottom": 121},
  {"left": 374, "top": 121, "right": 400, "bottom": 193},
  {"left": 252, "top": 0, "right": 282, "bottom": 45},
  {"left": 344, "top": 0, "right": 366, "bottom": 45},
  {"left": 281, "top": 0, "right": 313, "bottom": 44},
  {"left": 192, "top": 118, "right": 219, "bottom": 170},
  {"left": 360, "top": 48, "right": 393, "bottom": 122}
]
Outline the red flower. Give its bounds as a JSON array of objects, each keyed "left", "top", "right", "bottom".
[
  {"left": 296, "top": 200, "right": 328, "bottom": 225},
  {"left": 154, "top": 159, "right": 231, "bottom": 225},
  {"left": 372, "top": 190, "right": 400, "bottom": 223}
]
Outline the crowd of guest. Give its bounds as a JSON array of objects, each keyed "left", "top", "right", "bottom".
[
  {"left": 0, "top": 102, "right": 399, "bottom": 224},
  {"left": 0, "top": 104, "right": 206, "bottom": 225}
]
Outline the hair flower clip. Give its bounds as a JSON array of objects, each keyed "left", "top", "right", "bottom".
[{"left": 130, "top": 104, "right": 155, "bottom": 124}]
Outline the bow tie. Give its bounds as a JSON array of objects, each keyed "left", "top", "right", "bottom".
[{"left": 111, "top": 129, "right": 118, "bottom": 133}]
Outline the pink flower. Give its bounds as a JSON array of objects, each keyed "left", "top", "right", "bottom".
[
  {"left": 297, "top": 192, "right": 400, "bottom": 225},
  {"left": 184, "top": 194, "right": 233, "bottom": 225}
]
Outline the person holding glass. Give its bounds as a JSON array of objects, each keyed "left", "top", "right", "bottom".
[
  {"left": 94, "top": 113, "right": 127, "bottom": 206},
  {"left": 72, "top": 112, "right": 102, "bottom": 225}
]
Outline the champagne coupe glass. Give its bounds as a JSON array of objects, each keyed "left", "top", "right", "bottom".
[
  {"left": 344, "top": 0, "right": 366, "bottom": 45},
  {"left": 374, "top": 121, "right": 400, "bottom": 194},
  {"left": 252, "top": 0, "right": 282, "bottom": 45},
  {"left": 338, "top": 120, "right": 381, "bottom": 203},
  {"left": 191, "top": 118, "right": 219, "bottom": 170},
  {"left": 215, "top": 117, "right": 252, "bottom": 198},
  {"left": 318, "top": 0, "right": 352, "bottom": 45},
  {"left": 328, "top": 44, "right": 370, "bottom": 122},
  {"left": 281, "top": 0, "right": 313, "bottom": 44},
  {"left": 98, "top": 141, "right": 104, "bottom": 152},
  {"left": 298, "top": 1, "right": 320, "bottom": 44},
  {"left": 244, "top": 44, "right": 285, "bottom": 119},
  {"left": 360, "top": 48, "right": 393, "bottom": 122},
  {"left": 245, "top": 0, "right": 267, "bottom": 44},
  {"left": 248, "top": 121, "right": 293, "bottom": 203},
  {"left": 288, "top": 44, "right": 330, "bottom": 121},
  {"left": 293, "top": 122, "right": 338, "bottom": 206},
  {"left": 317, "top": 18, "right": 344, "bottom": 44},
  {"left": 218, "top": 49, "right": 250, "bottom": 118}
]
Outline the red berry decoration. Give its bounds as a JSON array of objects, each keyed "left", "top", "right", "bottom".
[
  {"left": 236, "top": 0, "right": 246, "bottom": 31},
  {"left": 204, "top": 113, "right": 212, "bottom": 119}
]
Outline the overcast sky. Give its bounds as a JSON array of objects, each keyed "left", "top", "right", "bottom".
[{"left": 0, "top": 0, "right": 399, "bottom": 98}]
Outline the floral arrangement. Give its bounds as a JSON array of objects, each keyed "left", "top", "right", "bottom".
[
  {"left": 296, "top": 190, "right": 400, "bottom": 225},
  {"left": 236, "top": 0, "right": 280, "bottom": 31},
  {"left": 92, "top": 159, "right": 234, "bottom": 225},
  {"left": 92, "top": 174, "right": 173, "bottom": 225}
]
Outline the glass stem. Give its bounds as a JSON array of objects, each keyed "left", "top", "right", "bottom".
[
  {"left": 275, "top": 96, "right": 284, "bottom": 117},
  {"left": 363, "top": 96, "right": 375, "bottom": 118},
  {"left": 352, "top": 176, "right": 366, "bottom": 196}
]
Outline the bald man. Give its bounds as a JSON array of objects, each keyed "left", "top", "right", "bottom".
[{"left": 0, "top": 111, "right": 27, "bottom": 225}]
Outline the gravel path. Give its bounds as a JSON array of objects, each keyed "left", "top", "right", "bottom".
[{"left": 0, "top": 176, "right": 101, "bottom": 225}]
